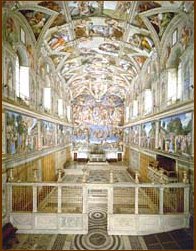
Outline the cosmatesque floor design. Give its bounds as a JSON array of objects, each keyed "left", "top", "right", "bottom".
[{"left": 6, "top": 203, "right": 193, "bottom": 250}]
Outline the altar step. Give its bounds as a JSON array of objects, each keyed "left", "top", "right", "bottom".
[{"left": 88, "top": 189, "right": 108, "bottom": 204}]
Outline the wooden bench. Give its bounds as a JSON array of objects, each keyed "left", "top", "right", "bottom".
[{"left": 2, "top": 222, "right": 19, "bottom": 249}]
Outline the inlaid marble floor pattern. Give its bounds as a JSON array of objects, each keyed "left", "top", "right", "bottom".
[{"left": 7, "top": 204, "right": 193, "bottom": 250}]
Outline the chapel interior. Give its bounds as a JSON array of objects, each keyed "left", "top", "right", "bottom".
[{"left": 1, "top": 1, "right": 194, "bottom": 250}]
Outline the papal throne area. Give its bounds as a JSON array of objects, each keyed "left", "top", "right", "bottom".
[{"left": 2, "top": 1, "right": 194, "bottom": 250}]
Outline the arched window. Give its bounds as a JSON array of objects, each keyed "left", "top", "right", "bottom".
[
  {"left": 177, "top": 62, "right": 182, "bottom": 100},
  {"left": 144, "top": 89, "right": 153, "bottom": 114},
  {"left": 167, "top": 68, "right": 177, "bottom": 104},
  {"left": 133, "top": 99, "right": 138, "bottom": 117},
  {"left": 15, "top": 55, "right": 29, "bottom": 101},
  {"left": 43, "top": 87, "right": 51, "bottom": 111},
  {"left": 58, "top": 99, "right": 63, "bottom": 117}
]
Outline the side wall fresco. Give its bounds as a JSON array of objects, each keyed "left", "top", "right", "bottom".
[
  {"left": 124, "top": 111, "right": 193, "bottom": 157},
  {"left": 6, "top": 111, "right": 38, "bottom": 155},
  {"left": 5, "top": 110, "right": 72, "bottom": 156}
]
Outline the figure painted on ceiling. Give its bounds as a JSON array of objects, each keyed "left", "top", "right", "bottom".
[
  {"left": 137, "top": 1, "right": 161, "bottom": 13},
  {"left": 149, "top": 13, "right": 175, "bottom": 39},
  {"left": 49, "top": 32, "right": 70, "bottom": 50},
  {"left": 70, "top": 1, "right": 98, "bottom": 17},
  {"left": 38, "top": 1, "right": 61, "bottom": 12},
  {"left": 5, "top": 17, "right": 17, "bottom": 46},
  {"left": 26, "top": 45, "right": 35, "bottom": 69},
  {"left": 20, "top": 10, "right": 49, "bottom": 39},
  {"left": 134, "top": 56, "right": 147, "bottom": 67},
  {"left": 130, "top": 33, "right": 154, "bottom": 52},
  {"left": 114, "top": 1, "right": 131, "bottom": 18},
  {"left": 163, "top": 43, "right": 171, "bottom": 68},
  {"left": 99, "top": 43, "right": 119, "bottom": 53},
  {"left": 180, "top": 26, "right": 192, "bottom": 49}
]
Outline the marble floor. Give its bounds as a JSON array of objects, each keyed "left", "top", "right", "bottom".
[{"left": 6, "top": 203, "right": 194, "bottom": 250}]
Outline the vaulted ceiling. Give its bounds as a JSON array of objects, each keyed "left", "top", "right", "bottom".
[{"left": 7, "top": 1, "right": 193, "bottom": 102}]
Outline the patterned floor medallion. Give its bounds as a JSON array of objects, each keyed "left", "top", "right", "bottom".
[{"left": 72, "top": 205, "right": 123, "bottom": 250}]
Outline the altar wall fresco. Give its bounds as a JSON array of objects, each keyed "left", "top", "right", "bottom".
[
  {"left": 72, "top": 94, "right": 124, "bottom": 151},
  {"left": 124, "top": 112, "right": 193, "bottom": 157}
]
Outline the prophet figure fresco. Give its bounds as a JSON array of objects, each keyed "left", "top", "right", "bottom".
[
  {"left": 149, "top": 12, "right": 175, "bottom": 39},
  {"left": 19, "top": 10, "right": 50, "bottom": 39}
]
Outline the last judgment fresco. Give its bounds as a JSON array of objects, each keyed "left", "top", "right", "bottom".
[{"left": 72, "top": 94, "right": 123, "bottom": 150}]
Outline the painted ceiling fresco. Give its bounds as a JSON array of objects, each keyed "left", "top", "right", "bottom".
[{"left": 13, "top": 1, "right": 191, "bottom": 102}]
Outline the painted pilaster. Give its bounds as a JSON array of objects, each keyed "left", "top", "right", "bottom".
[{"left": 155, "top": 120, "right": 159, "bottom": 149}]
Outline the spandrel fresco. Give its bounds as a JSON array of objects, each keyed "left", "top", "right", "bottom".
[
  {"left": 148, "top": 12, "right": 176, "bottom": 39},
  {"left": 19, "top": 10, "right": 50, "bottom": 40},
  {"left": 6, "top": 111, "right": 38, "bottom": 154},
  {"left": 158, "top": 112, "right": 192, "bottom": 156}
]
